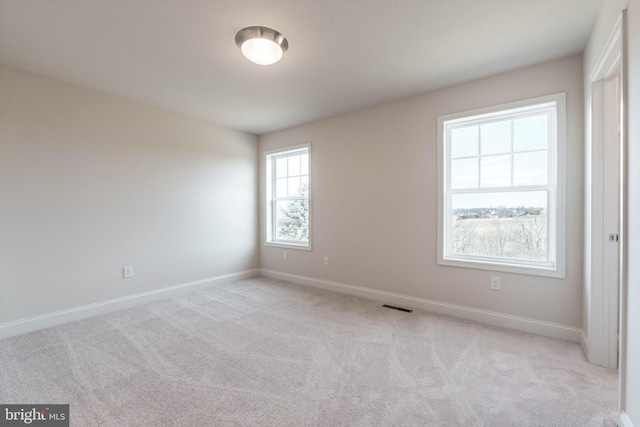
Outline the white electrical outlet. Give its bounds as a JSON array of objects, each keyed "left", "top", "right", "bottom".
[
  {"left": 323, "top": 255, "right": 329, "bottom": 265},
  {"left": 490, "top": 276, "right": 501, "bottom": 290},
  {"left": 123, "top": 266, "right": 133, "bottom": 279},
  {"left": 282, "top": 251, "right": 288, "bottom": 260}
]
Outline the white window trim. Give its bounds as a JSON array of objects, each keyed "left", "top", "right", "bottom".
[
  {"left": 264, "top": 143, "right": 312, "bottom": 251},
  {"left": 437, "top": 93, "right": 566, "bottom": 278}
]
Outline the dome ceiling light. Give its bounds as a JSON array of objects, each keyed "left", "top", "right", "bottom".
[{"left": 235, "top": 26, "right": 289, "bottom": 66}]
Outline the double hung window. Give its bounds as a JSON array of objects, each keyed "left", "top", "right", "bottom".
[
  {"left": 265, "top": 144, "right": 311, "bottom": 249},
  {"left": 437, "top": 94, "right": 565, "bottom": 277}
]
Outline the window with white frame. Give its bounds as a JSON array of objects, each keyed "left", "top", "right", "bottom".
[
  {"left": 437, "top": 93, "right": 565, "bottom": 277},
  {"left": 265, "top": 144, "right": 311, "bottom": 249}
]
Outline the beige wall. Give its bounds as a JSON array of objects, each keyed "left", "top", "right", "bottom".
[
  {"left": 260, "top": 55, "right": 584, "bottom": 328},
  {"left": 0, "top": 65, "right": 259, "bottom": 324}
]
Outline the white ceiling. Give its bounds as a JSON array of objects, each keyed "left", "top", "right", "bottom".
[{"left": 0, "top": 0, "right": 602, "bottom": 134}]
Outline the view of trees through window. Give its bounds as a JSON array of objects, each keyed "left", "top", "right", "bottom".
[
  {"left": 276, "top": 182, "right": 309, "bottom": 241},
  {"left": 452, "top": 205, "right": 547, "bottom": 261}
]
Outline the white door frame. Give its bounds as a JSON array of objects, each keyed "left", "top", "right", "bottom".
[{"left": 584, "top": 13, "right": 625, "bottom": 370}]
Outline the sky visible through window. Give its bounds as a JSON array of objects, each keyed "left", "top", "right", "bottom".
[{"left": 449, "top": 113, "right": 549, "bottom": 210}]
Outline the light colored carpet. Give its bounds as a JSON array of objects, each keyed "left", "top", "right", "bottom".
[{"left": 0, "top": 276, "right": 618, "bottom": 426}]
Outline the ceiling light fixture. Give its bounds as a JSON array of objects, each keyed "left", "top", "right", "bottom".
[{"left": 235, "top": 26, "right": 289, "bottom": 66}]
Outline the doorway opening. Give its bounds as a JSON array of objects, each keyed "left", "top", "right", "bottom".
[{"left": 585, "top": 14, "right": 625, "bottom": 371}]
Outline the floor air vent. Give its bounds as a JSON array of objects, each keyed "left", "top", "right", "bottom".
[{"left": 382, "top": 304, "right": 412, "bottom": 313}]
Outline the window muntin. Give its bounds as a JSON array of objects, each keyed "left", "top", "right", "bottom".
[
  {"left": 265, "top": 144, "right": 311, "bottom": 249},
  {"left": 438, "top": 94, "right": 565, "bottom": 277}
]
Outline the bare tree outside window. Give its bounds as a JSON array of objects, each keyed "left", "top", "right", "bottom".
[{"left": 452, "top": 206, "right": 547, "bottom": 261}]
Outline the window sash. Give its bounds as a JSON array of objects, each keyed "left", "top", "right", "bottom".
[
  {"left": 444, "top": 189, "right": 554, "bottom": 266},
  {"left": 445, "top": 107, "right": 555, "bottom": 192}
]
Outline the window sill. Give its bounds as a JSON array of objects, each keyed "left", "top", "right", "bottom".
[
  {"left": 438, "top": 257, "right": 565, "bottom": 278},
  {"left": 265, "top": 241, "right": 312, "bottom": 251}
]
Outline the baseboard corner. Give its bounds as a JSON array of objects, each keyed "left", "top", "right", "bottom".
[{"left": 580, "top": 329, "right": 589, "bottom": 359}]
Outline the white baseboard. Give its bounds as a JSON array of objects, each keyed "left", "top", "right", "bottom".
[
  {"left": 580, "top": 329, "right": 589, "bottom": 359},
  {"left": 0, "top": 269, "right": 260, "bottom": 340},
  {"left": 621, "top": 412, "right": 634, "bottom": 427},
  {"left": 260, "top": 269, "right": 582, "bottom": 343}
]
